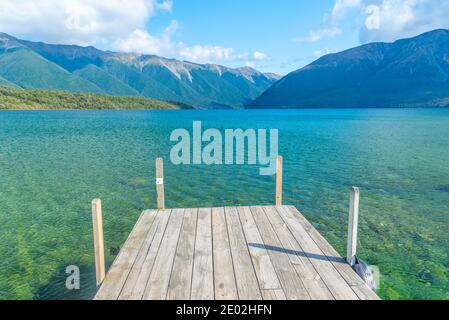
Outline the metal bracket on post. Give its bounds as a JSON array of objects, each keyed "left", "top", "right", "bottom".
[{"left": 156, "top": 158, "right": 165, "bottom": 209}]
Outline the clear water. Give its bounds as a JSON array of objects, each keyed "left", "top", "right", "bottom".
[{"left": 0, "top": 109, "right": 448, "bottom": 300}]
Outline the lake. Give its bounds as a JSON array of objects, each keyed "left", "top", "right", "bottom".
[{"left": 0, "top": 109, "right": 448, "bottom": 300}]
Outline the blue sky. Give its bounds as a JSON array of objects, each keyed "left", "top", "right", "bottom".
[
  {"left": 148, "top": 0, "right": 357, "bottom": 74},
  {"left": 1, "top": 0, "right": 449, "bottom": 74}
]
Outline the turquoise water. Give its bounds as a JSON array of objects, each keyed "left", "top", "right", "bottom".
[{"left": 0, "top": 109, "right": 448, "bottom": 300}]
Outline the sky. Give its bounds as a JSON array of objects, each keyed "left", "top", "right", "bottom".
[{"left": 1, "top": 0, "right": 449, "bottom": 75}]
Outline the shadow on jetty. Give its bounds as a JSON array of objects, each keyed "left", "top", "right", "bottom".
[{"left": 248, "top": 243, "right": 344, "bottom": 263}]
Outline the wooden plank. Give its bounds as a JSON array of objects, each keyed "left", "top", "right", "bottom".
[
  {"left": 351, "top": 284, "right": 381, "bottom": 300},
  {"left": 118, "top": 210, "right": 166, "bottom": 300},
  {"left": 225, "top": 207, "right": 262, "bottom": 300},
  {"left": 237, "top": 207, "right": 281, "bottom": 290},
  {"left": 285, "top": 206, "right": 379, "bottom": 300},
  {"left": 143, "top": 209, "right": 185, "bottom": 300},
  {"left": 212, "top": 207, "right": 238, "bottom": 300},
  {"left": 167, "top": 208, "right": 198, "bottom": 300},
  {"left": 191, "top": 208, "right": 214, "bottom": 300},
  {"left": 91, "top": 199, "right": 105, "bottom": 286},
  {"left": 265, "top": 207, "right": 334, "bottom": 300},
  {"left": 95, "top": 210, "right": 157, "bottom": 300},
  {"left": 156, "top": 158, "right": 165, "bottom": 209},
  {"left": 262, "top": 289, "right": 287, "bottom": 300},
  {"left": 250, "top": 206, "right": 310, "bottom": 300},
  {"left": 275, "top": 156, "right": 283, "bottom": 206},
  {"left": 277, "top": 206, "right": 360, "bottom": 300},
  {"left": 119, "top": 209, "right": 171, "bottom": 300},
  {"left": 285, "top": 206, "right": 362, "bottom": 285}
]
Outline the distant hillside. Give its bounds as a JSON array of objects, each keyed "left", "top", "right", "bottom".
[
  {"left": 0, "top": 75, "right": 17, "bottom": 87},
  {"left": 251, "top": 29, "right": 449, "bottom": 108},
  {"left": 0, "top": 86, "right": 189, "bottom": 110},
  {"left": 0, "top": 33, "right": 279, "bottom": 109}
]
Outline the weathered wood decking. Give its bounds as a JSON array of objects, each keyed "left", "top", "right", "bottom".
[{"left": 94, "top": 205, "right": 379, "bottom": 300}]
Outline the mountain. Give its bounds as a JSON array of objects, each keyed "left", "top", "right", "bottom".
[
  {"left": 0, "top": 33, "right": 102, "bottom": 93},
  {"left": 73, "top": 64, "right": 140, "bottom": 96},
  {"left": 251, "top": 29, "right": 449, "bottom": 108},
  {"left": 0, "top": 75, "right": 17, "bottom": 87},
  {"left": 0, "top": 33, "right": 279, "bottom": 109}
]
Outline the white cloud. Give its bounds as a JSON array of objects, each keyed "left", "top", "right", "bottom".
[
  {"left": 155, "top": 0, "right": 173, "bottom": 11},
  {"left": 179, "top": 45, "right": 235, "bottom": 62},
  {"left": 358, "top": 0, "right": 449, "bottom": 43},
  {"left": 295, "top": 0, "right": 361, "bottom": 43},
  {"left": 0, "top": 0, "right": 173, "bottom": 46},
  {"left": 295, "top": 27, "right": 342, "bottom": 43},
  {"left": 253, "top": 51, "right": 268, "bottom": 61},
  {"left": 330, "top": 0, "right": 363, "bottom": 23},
  {"left": 115, "top": 20, "right": 178, "bottom": 55},
  {"left": 0, "top": 0, "right": 267, "bottom": 66},
  {"left": 303, "top": 0, "right": 449, "bottom": 44},
  {"left": 177, "top": 46, "right": 267, "bottom": 64},
  {"left": 114, "top": 19, "right": 267, "bottom": 65}
]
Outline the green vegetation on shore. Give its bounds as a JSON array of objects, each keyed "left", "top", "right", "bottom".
[{"left": 0, "top": 86, "right": 192, "bottom": 110}]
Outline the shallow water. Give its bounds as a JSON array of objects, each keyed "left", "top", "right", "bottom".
[{"left": 0, "top": 109, "right": 448, "bottom": 300}]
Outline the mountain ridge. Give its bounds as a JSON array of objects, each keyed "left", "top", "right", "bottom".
[
  {"left": 251, "top": 29, "right": 449, "bottom": 108},
  {"left": 0, "top": 32, "right": 279, "bottom": 109}
]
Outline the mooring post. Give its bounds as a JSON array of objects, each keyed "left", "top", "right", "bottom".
[
  {"left": 91, "top": 198, "right": 105, "bottom": 286},
  {"left": 275, "top": 155, "right": 283, "bottom": 206},
  {"left": 156, "top": 158, "right": 165, "bottom": 209},
  {"left": 347, "top": 187, "right": 360, "bottom": 266}
]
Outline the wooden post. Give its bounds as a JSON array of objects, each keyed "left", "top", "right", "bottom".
[
  {"left": 275, "top": 155, "right": 283, "bottom": 206},
  {"left": 346, "top": 187, "right": 360, "bottom": 266},
  {"left": 156, "top": 158, "right": 165, "bottom": 209},
  {"left": 92, "top": 199, "right": 105, "bottom": 286}
]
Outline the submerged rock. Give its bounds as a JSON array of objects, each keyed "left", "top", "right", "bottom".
[{"left": 437, "top": 185, "right": 449, "bottom": 193}]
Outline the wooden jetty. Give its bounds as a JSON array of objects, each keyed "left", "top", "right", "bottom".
[{"left": 92, "top": 157, "right": 380, "bottom": 300}]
